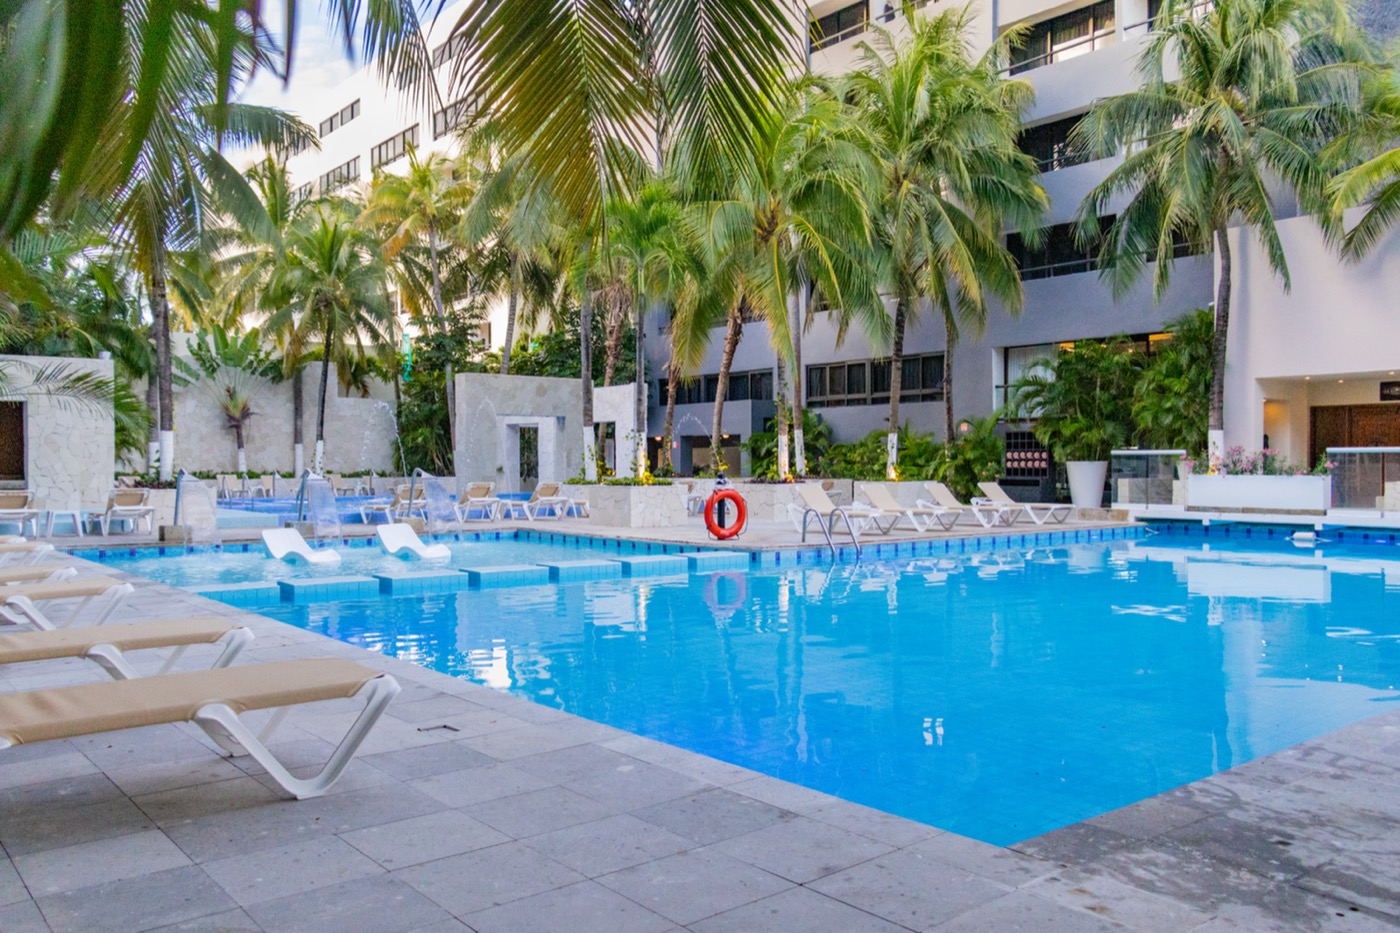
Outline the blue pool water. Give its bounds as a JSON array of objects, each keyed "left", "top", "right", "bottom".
[{"left": 248, "top": 532, "right": 1400, "bottom": 845}]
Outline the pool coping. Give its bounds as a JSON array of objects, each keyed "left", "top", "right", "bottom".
[{"left": 2, "top": 543, "right": 1398, "bottom": 929}]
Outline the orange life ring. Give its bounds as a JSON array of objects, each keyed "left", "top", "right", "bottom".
[{"left": 704, "top": 489, "right": 747, "bottom": 540}]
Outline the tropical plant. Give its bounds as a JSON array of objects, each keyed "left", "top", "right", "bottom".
[
  {"left": 1008, "top": 339, "right": 1143, "bottom": 462},
  {"left": 1132, "top": 309, "right": 1214, "bottom": 452},
  {"left": 396, "top": 309, "right": 491, "bottom": 474},
  {"left": 932, "top": 415, "right": 1005, "bottom": 501},
  {"left": 1326, "top": 66, "right": 1400, "bottom": 258},
  {"left": 260, "top": 202, "right": 396, "bottom": 472},
  {"left": 851, "top": 6, "right": 1046, "bottom": 478},
  {"left": 187, "top": 326, "right": 280, "bottom": 474},
  {"left": 1071, "top": 0, "right": 1376, "bottom": 444},
  {"left": 745, "top": 410, "right": 834, "bottom": 479}
]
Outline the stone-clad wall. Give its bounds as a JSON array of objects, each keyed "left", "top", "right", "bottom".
[
  {"left": 1, "top": 354, "right": 115, "bottom": 510},
  {"left": 454, "top": 373, "right": 584, "bottom": 491}
]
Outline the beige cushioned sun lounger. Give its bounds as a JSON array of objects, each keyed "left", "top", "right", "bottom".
[
  {"left": 977, "top": 482, "right": 1075, "bottom": 525},
  {"left": 0, "top": 657, "right": 400, "bottom": 799},
  {"left": 0, "top": 575, "right": 135, "bottom": 629},
  {"left": 0, "top": 616, "right": 253, "bottom": 680},
  {"left": 0, "top": 562, "right": 78, "bottom": 585}
]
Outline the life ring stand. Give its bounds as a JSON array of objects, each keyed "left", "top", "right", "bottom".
[
  {"left": 705, "top": 571, "right": 747, "bottom": 615},
  {"left": 704, "top": 489, "right": 747, "bottom": 540}
]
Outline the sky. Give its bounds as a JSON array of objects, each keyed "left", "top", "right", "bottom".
[{"left": 239, "top": 0, "right": 359, "bottom": 118}]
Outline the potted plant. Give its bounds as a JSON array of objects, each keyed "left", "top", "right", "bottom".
[{"left": 1007, "top": 339, "right": 1142, "bottom": 509}]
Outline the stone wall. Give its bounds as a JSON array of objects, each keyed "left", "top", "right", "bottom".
[
  {"left": 454, "top": 373, "right": 586, "bottom": 492},
  {"left": 1, "top": 354, "right": 115, "bottom": 510}
]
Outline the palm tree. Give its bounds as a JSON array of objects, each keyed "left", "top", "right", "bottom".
[
  {"left": 364, "top": 148, "right": 469, "bottom": 444},
  {"left": 1071, "top": 0, "right": 1374, "bottom": 450},
  {"left": 1327, "top": 68, "right": 1400, "bottom": 259},
  {"left": 851, "top": 8, "right": 1046, "bottom": 478},
  {"left": 697, "top": 78, "right": 884, "bottom": 474},
  {"left": 261, "top": 202, "right": 397, "bottom": 471}
]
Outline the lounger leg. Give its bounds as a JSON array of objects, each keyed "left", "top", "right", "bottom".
[
  {"left": 1, "top": 596, "right": 55, "bottom": 630},
  {"left": 192, "top": 674, "right": 401, "bottom": 799},
  {"left": 84, "top": 584, "right": 135, "bottom": 627}
]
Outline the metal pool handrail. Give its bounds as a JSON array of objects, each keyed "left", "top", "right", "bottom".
[
  {"left": 293, "top": 469, "right": 319, "bottom": 522},
  {"left": 799, "top": 507, "right": 863, "bottom": 560}
]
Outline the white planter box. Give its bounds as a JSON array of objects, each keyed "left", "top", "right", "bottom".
[
  {"left": 1187, "top": 474, "right": 1333, "bottom": 514},
  {"left": 562, "top": 484, "right": 688, "bottom": 528}
]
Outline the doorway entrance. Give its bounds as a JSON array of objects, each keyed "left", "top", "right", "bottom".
[{"left": 1310, "top": 404, "right": 1400, "bottom": 464}]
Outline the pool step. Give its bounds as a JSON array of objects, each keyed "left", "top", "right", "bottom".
[
  {"left": 611, "top": 555, "right": 689, "bottom": 577},
  {"left": 462, "top": 565, "right": 551, "bottom": 588},
  {"left": 191, "top": 582, "right": 281, "bottom": 608},
  {"left": 535, "top": 560, "right": 622, "bottom": 583},
  {"left": 375, "top": 570, "right": 473, "bottom": 596},
  {"left": 278, "top": 576, "right": 379, "bottom": 602}
]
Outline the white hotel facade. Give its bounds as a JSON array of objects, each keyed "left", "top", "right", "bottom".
[{"left": 279, "top": 0, "right": 1400, "bottom": 487}]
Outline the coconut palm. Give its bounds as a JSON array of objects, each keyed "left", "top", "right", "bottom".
[
  {"left": 1071, "top": 0, "right": 1374, "bottom": 446},
  {"left": 260, "top": 202, "right": 396, "bottom": 471},
  {"left": 1327, "top": 67, "right": 1400, "bottom": 258},
  {"left": 851, "top": 8, "right": 1045, "bottom": 478}
]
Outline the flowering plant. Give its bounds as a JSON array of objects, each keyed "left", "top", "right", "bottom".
[
  {"left": 1311, "top": 457, "right": 1338, "bottom": 476},
  {"left": 1209, "top": 446, "right": 1311, "bottom": 476}
]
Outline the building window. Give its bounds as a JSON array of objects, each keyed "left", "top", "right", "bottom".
[
  {"left": 319, "top": 157, "right": 359, "bottom": 194},
  {"left": 808, "top": 353, "right": 944, "bottom": 408},
  {"left": 658, "top": 369, "right": 773, "bottom": 406},
  {"left": 292, "top": 182, "right": 313, "bottom": 203},
  {"left": 1006, "top": 216, "right": 1114, "bottom": 280},
  {"left": 318, "top": 99, "right": 361, "bottom": 137},
  {"left": 433, "top": 98, "right": 474, "bottom": 139},
  {"left": 371, "top": 125, "right": 419, "bottom": 170},
  {"left": 1019, "top": 114, "right": 1089, "bottom": 172},
  {"left": 1008, "top": 1, "right": 1116, "bottom": 74},
  {"left": 432, "top": 32, "right": 469, "bottom": 68},
  {"left": 810, "top": 1, "right": 868, "bottom": 50}
]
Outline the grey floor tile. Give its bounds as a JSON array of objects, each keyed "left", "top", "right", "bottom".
[
  {"left": 908, "top": 831, "right": 1058, "bottom": 887},
  {"left": 363, "top": 742, "right": 495, "bottom": 781},
  {"left": 0, "top": 796, "right": 156, "bottom": 857},
  {"left": 147, "top": 907, "right": 265, "bottom": 931},
  {"left": 807, "top": 800, "right": 944, "bottom": 848},
  {"left": 398, "top": 841, "right": 586, "bottom": 915},
  {"left": 103, "top": 757, "right": 249, "bottom": 799},
  {"left": 510, "top": 743, "right": 641, "bottom": 783},
  {"left": 726, "top": 775, "right": 838, "bottom": 813},
  {"left": 15, "top": 828, "right": 192, "bottom": 897},
  {"left": 386, "top": 695, "right": 493, "bottom": 726},
  {"left": 0, "top": 899, "right": 51, "bottom": 933},
  {"left": 267, "top": 781, "right": 444, "bottom": 835},
  {"left": 522, "top": 813, "right": 694, "bottom": 877},
  {"left": 246, "top": 873, "right": 453, "bottom": 933},
  {"left": 162, "top": 799, "right": 333, "bottom": 863},
  {"left": 464, "top": 785, "right": 625, "bottom": 839},
  {"left": 134, "top": 776, "right": 285, "bottom": 825},
  {"left": 465, "top": 879, "right": 673, "bottom": 933},
  {"left": 563, "top": 759, "right": 711, "bottom": 811},
  {"left": 710, "top": 816, "right": 894, "bottom": 884},
  {"left": 810, "top": 845, "right": 1010, "bottom": 930},
  {"left": 201, "top": 836, "right": 384, "bottom": 906},
  {"left": 1023, "top": 869, "right": 1213, "bottom": 932},
  {"left": 410, "top": 763, "right": 554, "bottom": 809},
  {"left": 1085, "top": 796, "right": 1212, "bottom": 842},
  {"left": 72, "top": 722, "right": 223, "bottom": 770},
  {"left": 459, "top": 721, "right": 606, "bottom": 761},
  {"left": 630, "top": 788, "right": 797, "bottom": 846},
  {"left": 340, "top": 810, "right": 510, "bottom": 868},
  {"left": 597, "top": 847, "right": 793, "bottom": 926},
  {"left": 0, "top": 857, "right": 28, "bottom": 907},
  {"left": 690, "top": 885, "right": 908, "bottom": 933},
  {"left": 0, "top": 771, "right": 123, "bottom": 810},
  {"left": 929, "top": 889, "right": 1128, "bottom": 932},
  {"left": 0, "top": 751, "right": 100, "bottom": 793},
  {"left": 1015, "top": 822, "right": 1142, "bottom": 866},
  {"left": 35, "top": 864, "right": 238, "bottom": 932}
]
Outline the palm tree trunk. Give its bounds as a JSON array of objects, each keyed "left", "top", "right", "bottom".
[
  {"left": 711, "top": 303, "right": 743, "bottom": 470},
  {"left": 634, "top": 280, "right": 648, "bottom": 478},
  {"left": 663, "top": 357, "right": 679, "bottom": 473},
  {"left": 581, "top": 283, "right": 597, "bottom": 481},
  {"left": 603, "top": 289, "right": 626, "bottom": 386},
  {"left": 886, "top": 297, "right": 907, "bottom": 480},
  {"left": 499, "top": 253, "right": 521, "bottom": 375},
  {"left": 943, "top": 310, "right": 956, "bottom": 443},
  {"left": 1209, "top": 224, "right": 1230, "bottom": 454},
  {"left": 775, "top": 354, "right": 789, "bottom": 478},
  {"left": 149, "top": 243, "right": 175, "bottom": 480},
  {"left": 145, "top": 373, "right": 159, "bottom": 472},
  {"left": 292, "top": 367, "right": 305, "bottom": 475},
  {"left": 428, "top": 227, "right": 456, "bottom": 450},
  {"left": 791, "top": 287, "right": 806, "bottom": 476},
  {"left": 234, "top": 421, "right": 247, "bottom": 474},
  {"left": 315, "top": 323, "right": 334, "bottom": 473}
]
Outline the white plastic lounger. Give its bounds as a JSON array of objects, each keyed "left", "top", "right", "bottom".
[
  {"left": 918, "top": 482, "right": 1013, "bottom": 529},
  {"left": 0, "top": 576, "right": 136, "bottom": 629},
  {"left": 793, "top": 484, "right": 898, "bottom": 540},
  {"left": 0, "top": 541, "right": 55, "bottom": 567},
  {"left": 858, "top": 483, "right": 959, "bottom": 533},
  {"left": 262, "top": 528, "right": 342, "bottom": 566},
  {"left": 0, "top": 616, "right": 253, "bottom": 680},
  {"left": 376, "top": 523, "right": 451, "bottom": 560},
  {"left": 454, "top": 483, "right": 500, "bottom": 522},
  {"left": 977, "top": 482, "right": 1075, "bottom": 525},
  {"left": 0, "top": 562, "right": 78, "bottom": 585},
  {"left": 0, "top": 657, "right": 399, "bottom": 799}
]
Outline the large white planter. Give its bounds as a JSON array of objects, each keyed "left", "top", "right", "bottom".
[
  {"left": 1066, "top": 460, "right": 1108, "bottom": 509},
  {"left": 1187, "top": 474, "right": 1333, "bottom": 514},
  {"left": 561, "top": 483, "right": 688, "bottom": 528}
]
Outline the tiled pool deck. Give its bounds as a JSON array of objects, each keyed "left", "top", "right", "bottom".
[{"left": 2, "top": 543, "right": 1399, "bottom": 931}]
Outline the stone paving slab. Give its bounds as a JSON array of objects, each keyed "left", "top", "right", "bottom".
[{"left": 0, "top": 551, "right": 1397, "bottom": 931}]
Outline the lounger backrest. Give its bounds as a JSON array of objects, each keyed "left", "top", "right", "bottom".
[
  {"left": 859, "top": 483, "right": 901, "bottom": 512},
  {"left": 463, "top": 482, "right": 492, "bottom": 499},
  {"left": 0, "top": 492, "right": 33, "bottom": 510},
  {"left": 534, "top": 482, "right": 560, "bottom": 500},
  {"left": 260, "top": 474, "right": 276, "bottom": 491},
  {"left": 923, "top": 482, "right": 964, "bottom": 510},
  {"left": 262, "top": 528, "right": 311, "bottom": 560},
  {"left": 796, "top": 484, "right": 838, "bottom": 514},
  {"left": 109, "top": 489, "right": 149, "bottom": 509},
  {"left": 977, "top": 482, "right": 1014, "bottom": 504}
]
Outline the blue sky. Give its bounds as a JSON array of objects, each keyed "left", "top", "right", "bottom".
[{"left": 240, "top": 0, "right": 357, "bottom": 117}]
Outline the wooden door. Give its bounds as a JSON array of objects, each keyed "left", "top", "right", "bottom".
[
  {"left": 1349, "top": 406, "right": 1400, "bottom": 448},
  {"left": 1309, "top": 406, "right": 1350, "bottom": 465}
]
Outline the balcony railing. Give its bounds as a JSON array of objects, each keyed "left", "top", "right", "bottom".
[
  {"left": 1004, "top": 27, "right": 1117, "bottom": 76},
  {"left": 808, "top": 0, "right": 932, "bottom": 54},
  {"left": 1326, "top": 447, "right": 1400, "bottom": 513},
  {"left": 1110, "top": 449, "right": 1186, "bottom": 509},
  {"left": 1122, "top": 0, "right": 1216, "bottom": 39}
]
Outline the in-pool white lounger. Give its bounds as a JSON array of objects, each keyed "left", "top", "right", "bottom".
[
  {"left": 262, "top": 528, "right": 342, "bottom": 566},
  {"left": 376, "top": 523, "right": 451, "bottom": 560}
]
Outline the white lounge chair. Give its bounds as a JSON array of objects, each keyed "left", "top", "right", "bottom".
[
  {"left": 0, "top": 562, "right": 79, "bottom": 585},
  {"left": 499, "top": 482, "right": 588, "bottom": 521},
  {"left": 977, "top": 482, "right": 1075, "bottom": 525},
  {"left": 0, "top": 616, "right": 253, "bottom": 681},
  {"left": 454, "top": 482, "right": 500, "bottom": 522},
  {"left": 262, "top": 528, "right": 342, "bottom": 566},
  {"left": 0, "top": 576, "right": 136, "bottom": 629},
  {"left": 0, "top": 541, "right": 56, "bottom": 567},
  {"left": 858, "top": 483, "right": 960, "bottom": 533},
  {"left": 0, "top": 492, "right": 42, "bottom": 537},
  {"left": 98, "top": 488, "right": 156, "bottom": 536},
  {"left": 918, "top": 482, "right": 1014, "bottom": 529},
  {"left": 0, "top": 657, "right": 399, "bottom": 799},
  {"left": 793, "top": 484, "right": 898, "bottom": 540},
  {"left": 376, "top": 523, "right": 451, "bottom": 560},
  {"left": 360, "top": 484, "right": 425, "bottom": 524}
]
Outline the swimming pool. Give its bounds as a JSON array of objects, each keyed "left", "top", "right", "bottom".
[{"left": 247, "top": 529, "right": 1400, "bottom": 845}]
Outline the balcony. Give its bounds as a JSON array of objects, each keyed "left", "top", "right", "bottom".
[{"left": 807, "top": 0, "right": 932, "bottom": 55}]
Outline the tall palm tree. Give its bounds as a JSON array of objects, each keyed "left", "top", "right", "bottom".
[
  {"left": 261, "top": 202, "right": 397, "bottom": 471},
  {"left": 364, "top": 148, "right": 470, "bottom": 444},
  {"left": 1327, "top": 67, "right": 1400, "bottom": 259},
  {"left": 851, "top": 8, "right": 1046, "bottom": 478},
  {"left": 1071, "top": 0, "right": 1374, "bottom": 449},
  {"left": 698, "top": 78, "right": 884, "bottom": 474}
]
